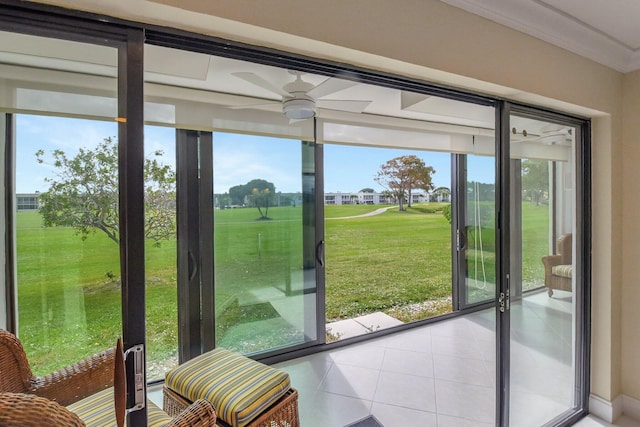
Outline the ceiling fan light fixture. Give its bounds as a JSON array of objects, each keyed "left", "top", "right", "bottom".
[{"left": 283, "top": 97, "right": 316, "bottom": 119}]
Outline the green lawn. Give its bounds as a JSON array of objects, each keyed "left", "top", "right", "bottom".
[
  {"left": 16, "top": 210, "right": 180, "bottom": 374},
  {"left": 521, "top": 202, "right": 551, "bottom": 289},
  {"left": 14, "top": 201, "right": 549, "bottom": 375},
  {"left": 325, "top": 203, "right": 452, "bottom": 321}
]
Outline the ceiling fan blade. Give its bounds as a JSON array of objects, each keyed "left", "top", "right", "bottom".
[
  {"left": 229, "top": 101, "right": 278, "bottom": 110},
  {"left": 307, "top": 78, "right": 358, "bottom": 99},
  {"left": 232, "top": 72, "right": 290, "bottom": 98},
  {"left": 317, "top": 99, "right": 371, "bottom": 113}
]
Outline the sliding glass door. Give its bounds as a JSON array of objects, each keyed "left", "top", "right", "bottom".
[
  {"left": 1, "top": 14, "right": 148, "bottom": 425},
  {"left": 212, "top": 134, "right": 319, "bottom": 355},
  {"left": 458, "top": 154, "right": 497, "bottom": 308},
  {"left": 14, "top": 112, "right": 122, "bottom": 374},
  {"left": 504, "top": 109, "right": 589, "bottom": 426}
]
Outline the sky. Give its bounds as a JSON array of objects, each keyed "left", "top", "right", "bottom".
[{"left": 15, "top": 115, "right": 494, "bottom": 194}]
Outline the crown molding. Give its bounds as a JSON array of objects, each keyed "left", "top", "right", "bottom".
[{"left": 441, "top": 0, "right": 638, "bottom": 73}]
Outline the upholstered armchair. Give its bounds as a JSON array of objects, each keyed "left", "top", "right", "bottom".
[
  {"left": 0, "top": 329, "right": 114, "bottom": 406},
  {"left": 541, "top": 233, "right": 572, "bottom": 296}
]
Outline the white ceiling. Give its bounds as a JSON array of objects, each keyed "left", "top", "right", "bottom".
[
  {"left": 0, "top": 25, "right": 574, "bottom": 159},
  {"left": 441, "top": 0, "right": 640, "bottom": 72}
]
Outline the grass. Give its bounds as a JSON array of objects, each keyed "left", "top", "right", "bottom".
[
  {"left": 521, "top": 202, "right": 551, "bottom": 289},
  {"left": 14, "top": 201, "right": 550, "bottom": 375},
  {"left": 325, "top": 203, "right": 452, "bottom": 321},
  {"left": 16, "top": 210, "right": 180, "bottom": 374}
]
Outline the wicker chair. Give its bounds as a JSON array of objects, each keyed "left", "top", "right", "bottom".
[
  {"left": 67, "top": 337, "right": 216, "bottom": 427},
  {"left": 0, "top": 329, "right": 115, "bottom": 406},
  {"left": 0, "top": 391, "right": 217, "bottom": 427},
  {"left": 541, "top": 233, "right": 573, "bottom": 297},
  {"left": 0, "top": 392, "right": 85, "bottom": 426},
  {"left": 0, "top": 335, "right": 216, "bottom": 427}
]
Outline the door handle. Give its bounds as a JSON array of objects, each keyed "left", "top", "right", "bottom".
[
  {"left": 188, "top": 250, "right": 198, "bottom": 281},
  {"left": 316, "top": 240, "right": 325, "bottom": 267},
  {"left": 123, "top": 344, "right": 146, "bottom": 414},
  {"left": 457, "top": 228, "right": 467, "bottom": 251}
]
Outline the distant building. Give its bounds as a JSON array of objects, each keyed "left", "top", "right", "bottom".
[
  {"left": 16, "top": 193, "right": 40, "bottom": 211},
  {"left": 324, "top": 191, "right": 446, "bottom": 205}
]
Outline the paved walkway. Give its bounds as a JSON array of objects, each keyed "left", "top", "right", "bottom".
[
  {"left": 327, "top": 206, "right": 397, "bottom": 220},
  {"left": 326, "top": 312, "right": 404, "bottom": 339}
]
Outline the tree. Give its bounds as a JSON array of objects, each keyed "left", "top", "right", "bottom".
[
  {"left": 227, "top": 179, "right": 276, "bottom": 209},
  {"left": 375, "top": 155, "right": 435, "bottom": 211},
  {"left": 248, "top": 186, "right": 275, "bottom": 219},
  {"left": 521, "top": 159, "right": 549, "bottom": 205},
  {"left": 216, "top": 193, "right": 232, "bottom": 209},
  {"left": 36, "top": 136, "right": 176, "bottom": 246},
  {"left": 229, "top": 179, "right": 277, "bottom": 219},
  {"left": 359, "top": 188, "right": 375, "bottom": 193},
  {"left": 431, "top": 186, "right": 451, "bottom": 202},
  {"left": 228, "top": 184, "right": 246, "bottom": 206}
]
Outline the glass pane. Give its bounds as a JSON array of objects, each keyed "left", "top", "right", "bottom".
[
  {"left": 509, "top": 116, "right": 577, "bottom": 426},
  {"left": 521, "top": 159, "right": 551, "bottom": 292},
  {"left": 213, "top": 133, "right": 317, "bottom": 354},
  {"left": 464, "top": 155, "right": 497, "bottom": 305},
  {"left": 15, "top": 114, "right": 121, "bottom": 374},
  {"left": 324, "top": 145, "right": 453, "bottom": 341},
  {"left": 4, "top": 33, "right": 121, "bottom": 375},
  {"left": 143, "top": 125, "right": 178, "bottom": 381}
]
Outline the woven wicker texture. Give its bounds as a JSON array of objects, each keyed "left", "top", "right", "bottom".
[
  {"left": 0, "top": 329, "right": 115, "bottom": 406},
  {"left": 0, "top": 392, "right": 85, "bottom": 426}
]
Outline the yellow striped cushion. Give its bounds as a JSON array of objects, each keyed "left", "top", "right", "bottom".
[
  {"left": 552, "top": 264, "right": 573, "bottom": 278},
  {"left": 68, "top": 387, "right": 172, "bottom": 427},
  {"left": 165, "top": 348, "right": 290, "bottom": 427}
]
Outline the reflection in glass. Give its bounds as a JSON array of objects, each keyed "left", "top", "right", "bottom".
[
  {"left": 509, "top": 116, "right": 576, "bottom": 426},
  {"left": 144, "top": 125, "right": 178, "bottom": 381},
  {"left": 16, "top": 115, "right": 121, "bottom": 375},
  {"left": 520, "top": 159, "right": 551, "bottom": 292},
  {"left": 213, "top": 133, "right": 316, "bottom": 354},
  {"left": 464, "top": 154, "right": 496, "bottom": 305}
]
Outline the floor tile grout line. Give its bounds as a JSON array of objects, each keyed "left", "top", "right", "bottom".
[{"left": 369, "top": 346, "right": 385, "bottom": 417}]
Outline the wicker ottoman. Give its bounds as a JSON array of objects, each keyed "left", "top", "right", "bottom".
[{"left": 163, "top": 348, "right": 299, "bottom": 427}]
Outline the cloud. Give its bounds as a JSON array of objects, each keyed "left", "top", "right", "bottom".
[{"left": 213, "top": 135, "right": 301, "bottom": 193}]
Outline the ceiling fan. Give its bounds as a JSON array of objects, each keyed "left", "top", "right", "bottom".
[{"left": 231, "top": 71, "right": 371, "bottom": 120}]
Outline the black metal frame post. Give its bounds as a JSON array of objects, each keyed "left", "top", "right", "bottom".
[
  {"left": 3, "top": 113, "right": 16, "bottom": 333},
  {"left": 496, "top": 101, "right": 512, "bottom": 427},
  {"left": 451, "top": 153, "right": 465, "bottom": 310},
  {"left": 176, "top": 129, "right": 204, "bottom": 362},
  {"left": 199, "top": 132, "right": 215, "bottom": 353},
  {"left": 118, "top": 28, "right": 147, "bottom": 427}
]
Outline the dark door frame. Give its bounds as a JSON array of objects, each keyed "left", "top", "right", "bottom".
[{"left": 497, "top": 102, "right": 592, "bottom": 426}]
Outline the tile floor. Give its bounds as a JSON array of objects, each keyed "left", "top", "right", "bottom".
[
  {"left": 149, "top": 289, "right": 640, "bottom": 426},
  {"left": 271, "top": 290, "right": 638, "bottom": 427}
]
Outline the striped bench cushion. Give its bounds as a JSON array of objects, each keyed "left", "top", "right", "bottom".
[
  {"left": 165, "top": 348, "right": 290, "bottom": 427},
  {"left": 552, "top": 264, "right": 573, "bottom": 278},
  {"left": 68, "top": 387, "right": 172, "bottom": 427}
]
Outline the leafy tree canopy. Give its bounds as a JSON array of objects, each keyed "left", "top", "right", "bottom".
[
  {"left": 374, "top": 155, "right": 435, "bottom": 211},
  {"left": 228, "top": 179, "right": 275, "bottom": 206},
  {"left": 36, "top": 136, "right": 176, "bottom": 246},
  {"left": 521, "top": 159, "right": 549, "bottom": 205},
  {"left": 359, "top": 188, "right": 375, "bottom": 193},
  {"left": 228, "top": 179, "right": 277, "bottom": 219}
]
